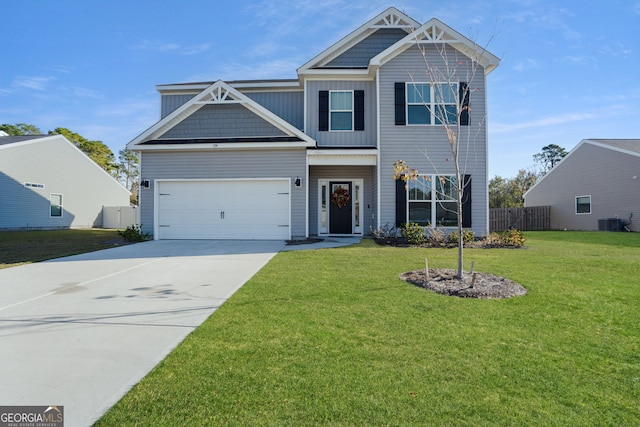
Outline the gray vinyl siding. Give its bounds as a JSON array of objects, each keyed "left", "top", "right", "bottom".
[
  {"left": 246, "top": 91, "right": 304, "bottom": 130},
  {"left": 524, "top": 143, "right": 640, "bottom": 231},
  {"left": 161, "top": 94, "right": 196, "bottom": 118},
  {"left": 306, "top": 80, "right": 377, "bottom": 147},
  {"left": 308, "top": 165, "right": 375, "bottom": 235},
  {"left": 377, "top": 44, "right": 489, "bottom": 235},
  {"left": 0, "top": 137, "right": 130, "bottom": 229},
  {"left": 160, "top": 104, "right": 287, "bottom": 139},
  {"left": 139, "top": 149, "right": 307, "bottom": 238},
  {"left": 325, "top": 28, "right": 409, "bottom": 68}
]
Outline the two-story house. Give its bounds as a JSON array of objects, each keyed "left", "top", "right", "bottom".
[{"left": 126, "top": 7, "right": 500, "bottom": 240}]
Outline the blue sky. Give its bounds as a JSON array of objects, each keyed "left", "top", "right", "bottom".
[{"left": 2, "top": 0, "right": 639, "bottom": 178}]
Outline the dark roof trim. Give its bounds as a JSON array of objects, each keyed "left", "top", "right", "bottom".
[{"left": 141, "top": 136, "right": 303, "bottom": 145}]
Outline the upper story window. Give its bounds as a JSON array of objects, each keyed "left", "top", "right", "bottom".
[
  {"left": 407, "top": 83, "right": 458, "bottom": 125},
  {"left": 330, "top": 91, "right": 353, "bottom": 131},
  {"left": 318, "top": 90, "right": 365, "bottom": 132},
  {"left": 395, "top": 82, "right": 469, "bottom": 126}
]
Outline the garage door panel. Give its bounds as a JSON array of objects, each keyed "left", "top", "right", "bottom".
[{"left": 157, "top": 179, "right": 290, "bottom": 240}]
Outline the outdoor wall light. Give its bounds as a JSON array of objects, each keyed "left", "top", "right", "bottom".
[
  {"left": 141, "top": 179, "right": 150, "bottom": 188},
  {"left": 294, "top": 177, "right": 302, "bottom": 187}
]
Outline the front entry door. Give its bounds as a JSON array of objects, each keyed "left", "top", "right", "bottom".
[{"left": 329, "top": 182, "right": 352, "bottom": 234}]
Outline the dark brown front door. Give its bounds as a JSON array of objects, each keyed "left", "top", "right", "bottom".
[{"left": 329, "top": 182, "right": 352, "bottom": 234}]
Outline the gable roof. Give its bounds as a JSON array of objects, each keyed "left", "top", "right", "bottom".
[
  {"left": 370, "top": 17, "right": 500, "bottom": 75},
  {"left": 0, "top": 134, "right": 50, "bottom": 147},
  {"left": 524, "top": 139, "right": 640, "bottom": 197},
  {"left": 127, "top": 80, "right": 315, "bottom": 150},
  {"left": 298, "top": 8, "right": 499, "bottom": 80},
  {"left": 297, "top": 7, "right": 419, "bottom": 74}
]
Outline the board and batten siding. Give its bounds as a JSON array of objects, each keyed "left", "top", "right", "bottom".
[
  {"left": 524, "top": 143, "right": 640, "bottom": 231},
  {"left": 139, "top": 149, "right": 307, "bottom": 238},
  {"left": 325, "top": 28, "right": 409, "bottom": 68},
  {"left": 160, "top": 104, "right": 287, "bottom": 139},
  {"left": 377, "top": 44, "right": 489, "bottom": 235},
  {"left": 246, "top": 91, "right": 304, "bottom": 131},
  {"left": 161, "top": 94, "right": 196, "bottom": 119},
  {"left": 305, "top": 80, "right": 377, "bottom": 147},
  {"left": 308, "top": 165, "right": 376, "bottom": 235},
  {"left": 0, "top": 137, "right": 129, "bottom": 229}
]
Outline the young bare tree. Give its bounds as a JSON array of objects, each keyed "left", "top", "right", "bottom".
[{"left": 394, "top": 28, "right": 497, "bottom": 279}]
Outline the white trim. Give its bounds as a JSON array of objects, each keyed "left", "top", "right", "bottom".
[
  {"left": 317, "top": 178, "right": 364, "bottom": 236},
  {"left": 297, "top": 7, "right": 418, "bottom": 74},
  {"left": 128, "top": 80, "right": 316, "bottom": 150},
  {"left": 376, "top": 68, "right": 381, "bottom": 230},
  {"left": 575, "top": 195, "right": 592, "bottom": 215},
  {"left": 329, "top": 90, "right": 354, "bottom": 132},
  {"left": 369, "top": 18, "right": 500, "bottom": 76},
  {"left": 153, "top": 178, "right": 291, "bottom": 240},
  {"left": 307, "top": 149, "right": 377, "bottom": 166}
]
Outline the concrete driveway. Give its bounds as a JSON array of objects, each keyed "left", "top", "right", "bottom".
[{"left": 0, "top": 240, "right": 286, "bottom": 427}]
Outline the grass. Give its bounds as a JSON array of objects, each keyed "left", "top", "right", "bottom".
[
  {"left": 95, "top": 231, "right": 640, "bottom": 426},
  {"left": 0, "top": 229, "right": 129, "bottom": 269}
]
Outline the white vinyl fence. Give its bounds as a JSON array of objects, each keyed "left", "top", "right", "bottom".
[{"left": 102, "top": 206, "right": 139, "bottom": 229}]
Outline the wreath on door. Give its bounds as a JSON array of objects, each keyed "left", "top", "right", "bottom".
[{"left": 331, "top": 186, "right": 350, "bottom": 208}]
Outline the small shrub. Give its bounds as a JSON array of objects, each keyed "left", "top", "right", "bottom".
[
  {"left": 425, "top": 224, "right": 448, "bottom": 246},
  {"left": 401, "top": 222, "right": 427, "bottom": 245},
  {"left": 449, "top": 229, "right": 475, "bottom": 245},
  {"left": 118, "top": 224, "right": 151, "bottom": 242},
  {"left": 502, "top": 228, "right": 526, "bottom": 246},
  {"left": 484, "top": 229, "right": 526, "bottom": 247},
  {"left": 371, "top": 223, "right": 400, "bottom": 245}
]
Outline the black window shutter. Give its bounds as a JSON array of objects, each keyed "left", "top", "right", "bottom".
[
  {"left": 459, "top": 82, "right": 469, "bottom": 126},
  {"left": 319, "top": 91, "right": 329, "bottom": 131},
  {"left": 394, "top": 82, "right": 406, "bottom": 125},
  {"left": 395, "top": 177, "right": 407, "bottom": 227},
  {"left": 354, "top": 90, "right": 365, "bottom": 131},
  {"left": 462, "top": 174, "right": 472, "bottom": 227}
]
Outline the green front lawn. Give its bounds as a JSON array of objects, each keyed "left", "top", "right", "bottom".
[
  {"left": 0, "top": 229, "right": 128, "bottom": 269},
  {"left": 97, "top": 232, "right": 640, "bottom": 426}
]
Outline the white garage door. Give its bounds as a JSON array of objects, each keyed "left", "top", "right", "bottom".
[{"left": 156, "top": 179, "right": 290, "bottom": 240}]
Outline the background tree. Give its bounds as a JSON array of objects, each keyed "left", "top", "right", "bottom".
[
  {"left": 0, "top": 123, "right": 41, "bottom": 135},
  {"left": 48, "top": 127, "right": 117, "bottom": 176},
  {"left": 533, "top": 144, "right": 568, "bottom": 176},
  {"left": 394, "top": 32, "right": 495, "bottom": 279},
  {"left": 118, "top": 148, "right": 139, "bottom": 204},
  {"left": 489, "top": 169, "right": 538, "bottom": 208}
]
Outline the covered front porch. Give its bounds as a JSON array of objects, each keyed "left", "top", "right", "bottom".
[{"left": 307, "top": 149, "right": 377, "bottom": 237}]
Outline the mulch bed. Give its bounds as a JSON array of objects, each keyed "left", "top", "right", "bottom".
[{"left": 400, "top": 268, "right": 527, "bottom": 299}]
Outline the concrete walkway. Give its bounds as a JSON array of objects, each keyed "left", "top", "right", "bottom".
[{"left": 0, "top": 238, "right": 359, "bottom": 427}]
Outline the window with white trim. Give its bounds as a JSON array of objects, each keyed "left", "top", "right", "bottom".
[
  {"left": 50, "top": 193, "right": 63, "bottom": 217},
  {"left": 576, "top": 195, "right": 591, "bottom": 214},
  {"left": 329, "top": 91, "right": 353, "bottom": 131},
  {"left": 406, "top": 82, "right": 458, "bottom": 125},
  {"left": 408, "top": 175, "right": 458, "bottom": 226}
]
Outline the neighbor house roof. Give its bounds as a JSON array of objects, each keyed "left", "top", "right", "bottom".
[
  {"left": 524, "top": 138, "right": 640, "bottom": 197},
  {"left": 0, "top": 134, "right": 50, "bottom": 147}
]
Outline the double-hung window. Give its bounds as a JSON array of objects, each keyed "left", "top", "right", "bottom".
[
  {"left": 407, "top": 83, "right": 458, "bottom": 125},
  {"left": 576, "top": 195, "right": 591, "bottom": 214},
  {"left": 329, "top": 91, "right": 353, "bottom": 131},
  {"left": 408, "top": 175, "right": 458, "bottom": 227},
  {"left": 50, "top": 193, "right": 63, "bottom": 217}
]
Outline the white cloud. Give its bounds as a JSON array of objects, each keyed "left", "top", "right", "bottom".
[
  {"left": 134, "top": 40, "right": 211, "bottom": 55},
  {"left": 512, "top": 58, "right": 541, "bottom": 72},
  {"left": 492, "top": 112, "right": 598, "bottom": 134},
  {"left": 13, "top": 76, "right": 55, "bottom": 91}
]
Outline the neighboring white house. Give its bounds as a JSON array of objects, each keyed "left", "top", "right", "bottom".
[
  {"left": 0, "top": 134, "right": 131, "bottom": 229},
  {"left": 127, "top": 7, "right": 500, "bottom": 240},
  {"left": 524, "top": 139, "right": 640, "bottom": 232}
]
